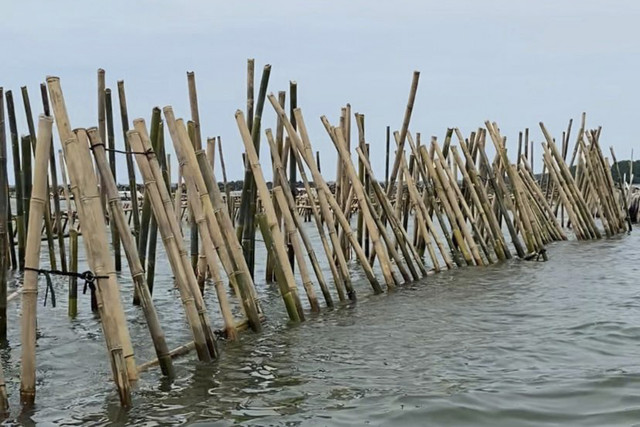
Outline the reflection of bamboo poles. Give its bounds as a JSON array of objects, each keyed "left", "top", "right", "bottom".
[{"left": 20, "top": 114, "right": 52, "bottom": 406}]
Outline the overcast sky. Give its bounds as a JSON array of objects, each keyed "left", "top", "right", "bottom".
[{"left": 2, "top": 0, "right": 639, "bottom": 183}]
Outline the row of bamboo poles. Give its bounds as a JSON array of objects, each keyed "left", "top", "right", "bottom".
[{"left": 0, "top": 62, "right": 630, "bottom": 412}]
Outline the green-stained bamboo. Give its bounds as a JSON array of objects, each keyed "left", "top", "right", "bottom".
[
  {"left": 240, "top": 65, "right": 272, "bottom": 279},
  {"left": 147, "top": 120, "right": 166, "bottom": 296},
  {"left": 20, "top": 114, "right": 53, "bottom": 406},
  {"left": 6, "top": 91, "right": 25, "bottom": 270},
  {"left": 104, "top": 88, "right": 121, "bottom": 271},
  {"left": 87, "top": 127, "right": 174, "bottom": 377},
  {"left": 0, "top": 88, "right": 7, "bottom": 341},
  {"left": 116, "top": 81, "right": 140, "bottom": 244},
  {"left": 273, "top": 186, "right": 320, "bottom": 312},
  {"left": 69, "top": 227, "right": 78, "bottom": 318},
  {"left": 127, "top": 129, "right": 213, "bottom": 361},
  {"left": 235, "top": 109, "right": 304, "bottom": 320},
  {"left": 21, "top": 86, "right": 57, "bottom": 271},
  {"left": 40, "top": 83, "right": 67, "bottom": 272},
  {"left": 288, "top": 82, "right": 298, "bottom": 268},
  {"left": 7, "top": 199, "right": 17, "bottom": 271},
  {"left": 48, "top": 78, "right": 135, "bottom": 405},
  {"left": 21, "top": 136, "right": 32, "bottom": 237},
  {"left": 266, "top": 129, "right": 349, "bottom": 301}
]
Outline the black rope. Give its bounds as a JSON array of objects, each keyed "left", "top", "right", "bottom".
[
  {"left": 89, "top": 143, "right": 153, "bottom": 156},
  {"left": 24, "top": 267, "right": 109, "bottom": 307}
]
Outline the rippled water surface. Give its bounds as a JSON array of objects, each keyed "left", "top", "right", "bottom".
[{"left": 2, "top": 227, "right": 640, "bottom": 426}]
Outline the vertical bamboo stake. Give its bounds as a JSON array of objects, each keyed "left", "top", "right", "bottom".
[
  {"left": 98, "top": 69, "right": 107, "bottom": 214},
  {"left": 116, "top": 81, "right": 140, "bottom": 244},
  {"left": 40, "top": 83, "right": 67, "bottom": 272},
  {"left": 246, "top": 59, "right": 255, "bottom": 133},
  {"left": 6, "top": 91, "right": 25, "bottom": 270},
  {"left": 385, "top": 125, "right": 390, "bottom": 187},
  {"left": 48, "top": 78, "right": 135, "bottom": 404},
  {"left": 69, "top": 227, "right": 78, "bottom": 318},
  {"left": 20, "top": 114, "right": 53, "bottom": 406},
  {"left": 0, "top": 88, "right": 7, "bottom": 341},
  {"left": 105, "top": 88, "right": 121, "bottom": 271},
  {"left": 288, "top": 82, "right": 298, "bottom": 268},
  {"left": 21, "top": 136, "right": 32, "bottom": 237},
  {"left": 21, "top": 86, "right": 57, "bottom": 271},
  {"left": 217, "top": 137, "right": 233, "bottom": 221}
]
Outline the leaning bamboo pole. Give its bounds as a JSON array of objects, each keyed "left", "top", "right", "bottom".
[
  {"left": 87, "top": 128, "right": 174, "bottom": 377},
  {"left": 273, "top": 187, "right": 321, "bottom": 312},
  {"left": 40, "top": 83, "right": 67, "bottom": 272},
  {"left": 287, "top": 106, "right": 383, "bottom": 294},
  {"left": 194, "top": 150, "right": 264, "bottom": 324},
  {"left": 164, "top": 112, "right": 263, "bottom": 331},
  {"left": 47, "top": 77, "right": 134, "bottom": 405},
  {"left": 133, "top": 118, "right": 219, "bottom": 358},
  {"left": 266, "top": 130, "right": 334, "bottom": 306},
  {"left": 20, "top": 114, "right": 53, "bottom": 406},
  {"left": 323, "top": 118, "right": 398, "bottom": 289},
  {"left": 236, "top": 110, "right": 304, "bottom": 321},
  {"left": 127, "top": 130, "right": 213, "bottom": 361},
  {"left": 386, "top": 71, "right": 420, "bottom": 198}
]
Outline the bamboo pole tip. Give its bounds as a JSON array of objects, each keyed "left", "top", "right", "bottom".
[
  {"left": 45, "top": 76, "right": 60, "bottom": 83},
  {"left": 98, "top": 68, "right": 105, "bottom": 75},
  {"left": 235, "top": 109, "right": 244, "bottom": 118},
  {"left": 133, "top": 118, "right": 145, "bottom": 127},
  {"left": 38, "top": 114, "right": 54, "bottom": 123},
  {"left": 162, "top": 106, "right": 173, "bottom": 115}
]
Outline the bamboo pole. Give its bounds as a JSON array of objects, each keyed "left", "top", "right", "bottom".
[
  {"left": 98, "top": 70, "right": 107, "bottom": 215},
  {"left": 325, "top": 118, "right": 398, "bottom": 289},
  {"left": 216, "top": 137, "right": 233, "bottom": 222},
  {"left": 6, "top": 91, "right": 25, "bottom": 270},
  {"left": 287, "top": 105, "right": 383, "bottom": 294},
  {"left": 193, "top": 149, "right": 264, "bottom": 327},
  {"left": 20, "top": 114, "right": 53, "bottom": 406},
  {"left": 236, "top": 110, "right": 304, "bottom": 320},
  {"left": 116, "top": 81, "right": 140, "bottom": 244},
  {"left": 40, "top": 83, "right": 67, "bottom": 272},
  {"left": 127, "top": 130, "right": 214, "bottom": 361},
  {"left": 87, "top": 128, "right": 174, "bottom": 377},
  {"left": 273, "top": 187, "right": 320, "bottom": 312},
  {"left": 163, "top": 111, "right": 263, "bottom": 332},
  {"left": 0, "top": 87, "right": 6, "bottom": 342},
  {"left": 69, "top": 227, "right": 78, "bottom": 318},
  {"left": 266, "top": 130, "right": 334, "bottom": 306},
  {"left": 266, "top": 129, "right": 349, "bottom": 301},
  {"left": 21, "top": 136, "right": 32, "bottom": 237},
  {"left": 386, "top": 71, "right": 420, "bottom": 198},
  {"left": 21, "top": 86, "right": 57, "bottom": 271},
  {"left": 48, "top": 78, "right": 134, "bottom": 404},
  {"left": 104, "top": 89, "right": 121, "bottom": 271}
]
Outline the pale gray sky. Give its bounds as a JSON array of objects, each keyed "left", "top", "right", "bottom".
[{"left": 2, "top": 0, "right": 639, "bottom": 182}]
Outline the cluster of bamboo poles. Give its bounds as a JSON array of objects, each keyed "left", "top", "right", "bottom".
[{"left": 0, "top": 61, "right": 630, "bottom": 412}]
